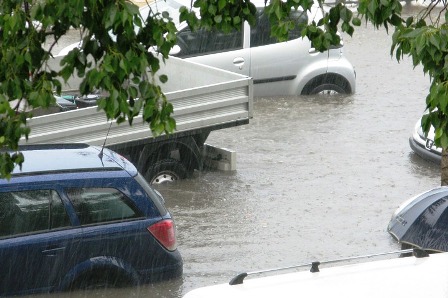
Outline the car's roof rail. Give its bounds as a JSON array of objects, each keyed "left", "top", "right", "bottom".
[
  {"left": 15, "top": 143, "right": 90, "bottom": 151},
  {"left": 229, "top": 248, "right": 429, "bottom": 285}
]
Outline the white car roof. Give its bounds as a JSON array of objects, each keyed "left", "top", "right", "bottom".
[
  {"left": 183, "top": 252, "right": 448, "bottom": 298},
  {"left": 139, "top": 0, "right": 322, "bottom": 26},
  {"left": 57, "top": 0, "right": 323, "bottom": 56}
]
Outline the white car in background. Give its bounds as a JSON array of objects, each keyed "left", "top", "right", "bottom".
[
  {"left": 59, "top": 0, "right": 356, "bottom": 97},
  {"left": 183, "top": 250, "right": 448, "bottom": 298},
  {"left": 409, "top": 115, "right": 441, "bottom": 163}
]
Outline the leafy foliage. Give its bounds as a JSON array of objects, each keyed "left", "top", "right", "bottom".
[
  {"left": 0, "top": 0, "right": 446, "bottom": 178},
  {"left": 180, "top": 0, "right": 448, "bottom": 168},
  {"left": 385, "top": 0, "right": 448, "bottom": 150},
  {"left": 0, "top": 0, "right": 178, "bottom": 175},
  {"left": 179, "top": 0, "right": 356, "bottom": 52}
]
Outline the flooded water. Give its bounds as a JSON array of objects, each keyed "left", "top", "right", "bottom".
[{"left": 30, "top": 3, "right": 441, "bottom": 298}]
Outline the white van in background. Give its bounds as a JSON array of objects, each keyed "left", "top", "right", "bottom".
[{"left": 183, "top": 250, "right": 448, "bottom": 298}]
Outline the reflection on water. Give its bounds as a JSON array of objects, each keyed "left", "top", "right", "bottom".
[
  {"left": 24, "top": 278, "right": 184, "bottom": 298},
  {"left": 408, "top": 152, "right": 440, "bottom": 179}
]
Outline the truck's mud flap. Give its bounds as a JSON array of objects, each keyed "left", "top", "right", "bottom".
[{"left": 203, "top": 144, "right": 236, "bottom": 171}]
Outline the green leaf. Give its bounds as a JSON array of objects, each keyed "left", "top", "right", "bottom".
[
  {"left": 340, "top": 7, "right": 353, "bottom": 23},
  {"left": 233, "top": 16, "right": 241, "bottom": 25},
  {"left": 441, "top": 132, "right": 448, "bottom": 149},
  {"left": 352, "top": 17, "right": 361, "bottom": 26},
  {"left": 106, "top": 6, "right": 118, "bottom": 28},
  {"left": 165, "top": 117, "right": 176, "bottom": 132},
  {"left": 429, "top": 34, "right": 441, "bottom": 50},
  {"left": 218, "top": 0, "right": 226, "bottom": 10},
  {"left": 129, "top": 86, "right": 138, "bottom": 99},
  {"left": 208, "top": 4, "right": 217, "bottom": 15},
  {"left": 367, "top": 0, "right": 378, "bottom": 18},
  {"left": 345, "top": 23, "right": 354, "bottom": 36},
  {"left": 119, "top": 59, "right": 128, "bottom": 72},
  {"left": 214, "top": 15, "right": 223, "bottom": 23},
  {"left": 159, "top": 74, "right": 168, "bottom": 83},
  {"left": 124, "top": 2, "right": 139, "bottom": 15},
  {"left": 435, "top": 127, "right": 443, "bottom": 140},
  {"left": 406, "top": 16, "right": 413, "bottom": 27},
  {"left": 439, "top": 92, "right": 448, "bottom": 113},
  {"left": 390, "top": 14, "right": 402, "bottom": 27}
]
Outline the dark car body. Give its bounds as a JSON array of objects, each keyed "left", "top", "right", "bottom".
[{"left": 0, "top": 144, "right": 182, "bottom": 296}]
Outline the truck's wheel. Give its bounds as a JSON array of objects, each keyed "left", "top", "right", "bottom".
[{"left": 145, "top": 159, "right": 188, "bottom": 185}]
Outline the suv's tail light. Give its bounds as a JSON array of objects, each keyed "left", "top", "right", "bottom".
[{"left": 148, "top": 219, "right": 178, "bottom": 251}]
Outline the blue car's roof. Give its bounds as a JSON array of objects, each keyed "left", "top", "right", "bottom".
[{"left": 9, "top": 144, "right": 137, "bottom": 176}]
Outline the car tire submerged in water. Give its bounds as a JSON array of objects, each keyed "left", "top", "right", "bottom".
[
  {"left": 145, "top": 159, "right": 188, "bottom": 185},
  {"left": 301, "top": 73, "right": 352, "bottom": 95},
  {"left": 68, "top": 269, "right": 135, "bottom": 291}
]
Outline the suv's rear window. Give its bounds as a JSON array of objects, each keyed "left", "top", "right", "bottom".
[
  {"left": 135, "top": 173, "right": 167, "bottom": 216},
  {"left": 66, "top": 188, "right": 142, "bottom": 225},
  {"left": 0, "top": 190, "right": 70, "bottom": 237}
]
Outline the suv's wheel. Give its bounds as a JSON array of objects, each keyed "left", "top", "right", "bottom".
[
  {"left": 145, "top": 159, "right": 188, "bottom": 185},
  {"left": 301, "top": 74, "right": 352, "bottom": 95},
  {"left": 69, "top": 270, "right": 133, "bottom": 290}
]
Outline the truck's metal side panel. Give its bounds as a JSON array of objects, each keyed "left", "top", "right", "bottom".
[{"left": 20, "top": 57, "right": 253, "bottom": 146}]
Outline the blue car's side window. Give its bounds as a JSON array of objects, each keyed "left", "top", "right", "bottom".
[
  {"left": 0, "top": 190, "right": 70, "bottom": 237},
  {"left": 66, "top": 188, "right": 142, "bottom": 226},
  {"left": 50, "top": 190, "right": 72, "bottom": 229}
]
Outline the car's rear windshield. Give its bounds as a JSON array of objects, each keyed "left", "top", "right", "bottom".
[{"left": 134, "top": 173, "right": 168, "bottom": 216}]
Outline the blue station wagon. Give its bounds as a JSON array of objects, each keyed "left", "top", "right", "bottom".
[{"left": 0, "top": 144, "right": 183, "bottom": 296}]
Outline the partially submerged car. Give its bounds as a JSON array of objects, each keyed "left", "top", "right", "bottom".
[
  {"left": 161, "top": 0, "right": 356, "bottom": 96},
  {"left": 59, "top": 0, "right": 356, "bottom": 97},
  {"left": 183, "top": 249, "right": 448, "bottom": 298},
  {"left": 388, "top": 186, "right": 448, "bottom": 252},
  {"left": 0, "top": 144, "right": 182, "bottom": 296},
  {"left": 409, "top": 116, "right": 441, "bottom": 163}
]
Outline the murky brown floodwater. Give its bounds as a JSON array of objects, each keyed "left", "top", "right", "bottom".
[{"left": 29, "top": 3, "right": 441, "bottom": 298}]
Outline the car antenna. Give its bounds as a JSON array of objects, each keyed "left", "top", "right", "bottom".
[{"left": 98, "top": 121, "right": 113, "bottom": 160}]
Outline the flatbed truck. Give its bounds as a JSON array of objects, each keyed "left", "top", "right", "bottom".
[{"left": 19, "top": 56, "right": 253, "bottom": 184}]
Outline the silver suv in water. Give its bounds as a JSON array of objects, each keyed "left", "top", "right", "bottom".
[
  {"left": 141, "top": 0, "right": 356, "bottom": 97},
  {"left": 59, "top": 0, "right": 356, "bottom": 97}
]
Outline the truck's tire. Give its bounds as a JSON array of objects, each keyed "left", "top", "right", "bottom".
[{"left": 145, "top": 159, "right": 188, "bottom": 185}]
